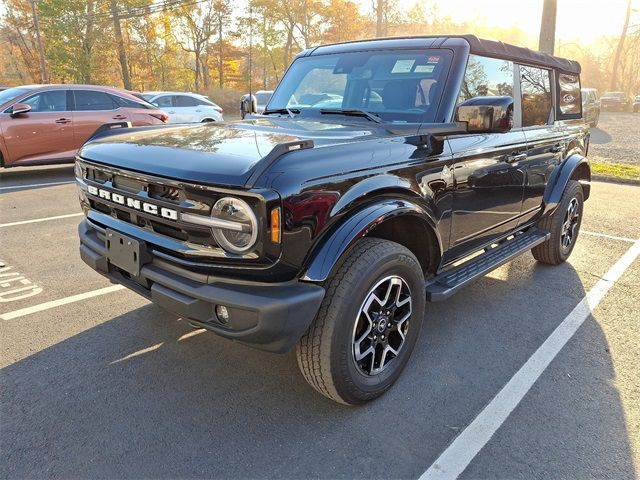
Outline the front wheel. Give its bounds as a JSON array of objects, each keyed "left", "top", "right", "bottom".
[
  {"left": 296, "top": 238, "right": 425, "bottom": 405},
  {"left": 532, "top": 180, "right": 584, "bottom": 265}
]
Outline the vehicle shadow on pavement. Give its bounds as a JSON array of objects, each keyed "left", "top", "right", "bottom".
[
  {"left": 0, "top": 165, "right": 74, "bottom": 190},
  {"left": 589, "top": 127, "right": 612, "bottom": 144},
  {"left": 1, "top": 256, "right": 635, "bottom": 479}
]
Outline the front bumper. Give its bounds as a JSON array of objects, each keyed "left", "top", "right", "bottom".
[{"left": 79, "top": 219, "right": 325, "bottom": 353}]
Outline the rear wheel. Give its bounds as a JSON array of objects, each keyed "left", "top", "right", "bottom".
[
  {"left": 296, "top": 238, "right": 425, "bottom": 405},
  {"left": 532, "top": 180, "right": 584, "bottom": 265}
]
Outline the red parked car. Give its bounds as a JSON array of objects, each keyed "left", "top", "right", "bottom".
[{"left": 0, "top": 84, "right": 168, "bottom": 167}]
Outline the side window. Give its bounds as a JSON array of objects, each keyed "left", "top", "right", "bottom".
[
  {"left": 21, "top": 90, "right": 68, "bottom": 112},
  {"left": 175, "top": 95, "right": 198, "bottom": 107},
  {"left": 519, "top": 65, "right": 552, "bottom": 127},
  {"left": 458, "top": 55, "right": 514, "bottom": 103},
  {"left": 557, "top": 73, "right": 582, "bottom": 118},
  {"left": 74, "top": 90, "right": 117, "bottom": 111},
  {"left": 154, "top": 96, "right": 173, "bottom": 108}
]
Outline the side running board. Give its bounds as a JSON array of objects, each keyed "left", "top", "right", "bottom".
[{"left": 425, "top": 228, "right": 550, "bottom": 301}]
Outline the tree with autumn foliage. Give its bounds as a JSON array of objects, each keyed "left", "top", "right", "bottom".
[{"left": 1, "top": 0, "right": 638, "bottom": 108}]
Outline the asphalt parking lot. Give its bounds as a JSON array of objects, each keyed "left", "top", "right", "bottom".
[{"left": 1, "top": 165, "right": 639, "bottom": 479}]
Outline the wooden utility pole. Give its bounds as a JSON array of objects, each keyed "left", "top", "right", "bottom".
[
  {"left": 375, "top": 0, "right": 384, "bottom": 37},
  {"left": 538, "top": 0, "right": 557, "bottom": 54},
  {"left": 30, "top": 0, "right": 48, "bottom": 83},
  {"left": 610, "top": 0, "right": 632, "bottom": 90},
  {"left": 111, "top": 0, "right": 132, "bottom": 90}
]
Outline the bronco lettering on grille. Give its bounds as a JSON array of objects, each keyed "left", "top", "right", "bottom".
[{"left": 87, "top": 185, "right": 178, "bottom": 220}]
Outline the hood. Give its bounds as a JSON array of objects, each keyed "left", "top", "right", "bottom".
[{"left": 79, "top": 118, "right": 385, "bottom": 187}]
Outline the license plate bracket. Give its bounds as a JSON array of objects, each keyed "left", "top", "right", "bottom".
[{"left": 106, "top": 229, "right": 149, "bottom": 277}]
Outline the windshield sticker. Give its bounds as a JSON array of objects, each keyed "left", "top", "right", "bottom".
[
  {"left": 391, "top": 59, "right": 415, "bottom": 73},
  {"left": 415, "top": 65, "right": 435, "bottom": 73},
  {"left": 428, "top": 56, "right": 440, "bottom": 63}
]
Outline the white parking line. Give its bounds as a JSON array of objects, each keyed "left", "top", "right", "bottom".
[
  {"left": 582, "top": 230, "right": 637, "bottom": 243},
  {"left": 0, "top": 181, "right": 75, "bottom": 191},
  {"left": 420, "top": 239, "right": 640, "bottom": 480},
  {"left": 0, "top": 213, "right": 83, "bottom": 228},
  {"left": 0, "top": 285, "right": 125, "bottom": 321}
]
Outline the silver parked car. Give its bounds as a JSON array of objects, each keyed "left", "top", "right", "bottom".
[{"left": 141, "top": 91, "right": 224, "bottom": 123}]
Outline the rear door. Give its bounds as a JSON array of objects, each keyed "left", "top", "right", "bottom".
[
  {"left": 1, "top": 89, "right": 74, "bottom": 164},
  {"left": 172, "top": 95, "right": 199, "bottom": 122},
  {"left": 517, "top": 65, "right": 565, "bottom": 225},
  {"left": 71, "top": 89, "right": 130, "bottom": 148},
  {"left": 447, "top": 55, "right": 526, "bottom": 260}
]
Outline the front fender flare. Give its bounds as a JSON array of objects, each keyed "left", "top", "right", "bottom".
[
  {"left": 301, "top": 199, "right": 442, "bottom": 283},
  {"left": 542, "top": 154, "right": 590, "bottom": 215}
]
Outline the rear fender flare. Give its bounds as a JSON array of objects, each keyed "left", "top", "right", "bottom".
[
  {"left": 542, "top": 153, "right": 590, "bottom": 215},
  {"left": 301, "top": 199, "right": 442, "bottom": 283}
]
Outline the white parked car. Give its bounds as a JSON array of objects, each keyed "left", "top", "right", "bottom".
[{"left": 141, "top": 91, "right": 224, "bottom": 123}]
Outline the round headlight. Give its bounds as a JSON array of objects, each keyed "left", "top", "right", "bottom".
[{"left": 211, "top": 197, "right": 258, "bottom": 254}]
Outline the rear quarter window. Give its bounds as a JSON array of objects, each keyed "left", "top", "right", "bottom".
[
  {"left": 556, "top": 73, "right": 582, "bottom": 119},
  {"left": 112, "top": 94, "right": 151, "bottom": 109}
]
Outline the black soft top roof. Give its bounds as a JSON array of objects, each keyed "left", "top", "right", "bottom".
[
  {"left": 305, "top": 34, "right": 581, "bottom": 75},
  {"left": 463, "top": 35, "right": 580, "bottom": 74}
]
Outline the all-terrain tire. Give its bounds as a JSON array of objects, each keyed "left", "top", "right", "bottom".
[
  {"left": 532, "top": 180, "right": 584, "bottom": 265},
  {"left": 296, "top": 238, "right": 425, "bottom": 405}
]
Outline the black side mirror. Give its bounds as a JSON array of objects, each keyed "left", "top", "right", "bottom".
[{"left": 455, "top": 96, "right": 514, "bottom": 134}]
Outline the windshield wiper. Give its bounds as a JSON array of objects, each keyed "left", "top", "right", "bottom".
[
  {"left": 262, "top": 107, "right": 299, "bottom": 117},
  {"left": 319, "top": 108, "right": 382, "bottom": 123}
]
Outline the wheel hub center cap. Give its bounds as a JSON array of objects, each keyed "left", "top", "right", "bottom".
[{"left": 376, "top": 318, "right": 388, "bottom": 333}]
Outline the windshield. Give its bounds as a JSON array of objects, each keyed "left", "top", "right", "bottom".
[
  {"left": 0, "top": 87, "right": 33, "bottom": 106},
  {"left": 267, "top": 49, "right": 453, "bottom": 123},
  {"left": 141, "top": 94, "right": 155, "bottom": 101}
]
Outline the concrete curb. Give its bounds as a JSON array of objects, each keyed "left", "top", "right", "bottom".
[{"left": 592, "top": 174, "right": 640, "bottom": 186}]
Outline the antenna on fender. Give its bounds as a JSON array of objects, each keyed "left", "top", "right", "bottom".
[{"left": 248, "top": 4, "right": 255, "bottom": 115}]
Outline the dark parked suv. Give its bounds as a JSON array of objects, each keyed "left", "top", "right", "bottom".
[
  {"left": 76, "top": 35, "right": 590, "bottom": 404},
  {"left": 600, "top": 91, "right": 631, "bottom": 111}
]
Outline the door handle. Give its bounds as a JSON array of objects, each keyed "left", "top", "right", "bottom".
[
  {"left": 168, "top": 111, "right": 176, "bottom": 114},
  {"left": 505, "top": 153, "right": 527, "bottom": 164},
  {"left": 55, "top": 118, "right": 71, "bottom": 124},
  {"left": 550, "top": 143, "right": 564, "bottom": 153},
  {"left": 112, "top": 114, "right": 127, "bottom": 120}
]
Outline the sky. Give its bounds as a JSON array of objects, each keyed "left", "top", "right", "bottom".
[
  {"left": 353, "top": 0, "right": 633, "bottom": 44},
  {"left": 0, "top": 0, "right": 631, "bottom": 45}
]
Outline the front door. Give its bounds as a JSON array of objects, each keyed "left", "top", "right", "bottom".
[
  {"left": 447, "top": 131, "right": 526, "bottom": 258},
  {"left": 1, "top": 89, "right": 74, "bottom": 165}
]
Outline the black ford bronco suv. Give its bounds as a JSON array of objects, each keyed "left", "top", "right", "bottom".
[{"left": 77, "top": 35, "right": 590, "bottom": 405}]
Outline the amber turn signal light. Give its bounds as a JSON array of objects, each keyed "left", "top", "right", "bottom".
[{"left": 270, "top": 207, "right": 281, "bottom": 244}]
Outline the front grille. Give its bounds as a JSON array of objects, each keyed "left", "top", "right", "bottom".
[
  {"left": 81, "top": 162, "right": 219, "bottom": 249},
  {"left": 77, "top": 158, "right": 276, "bottom": 269}
]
